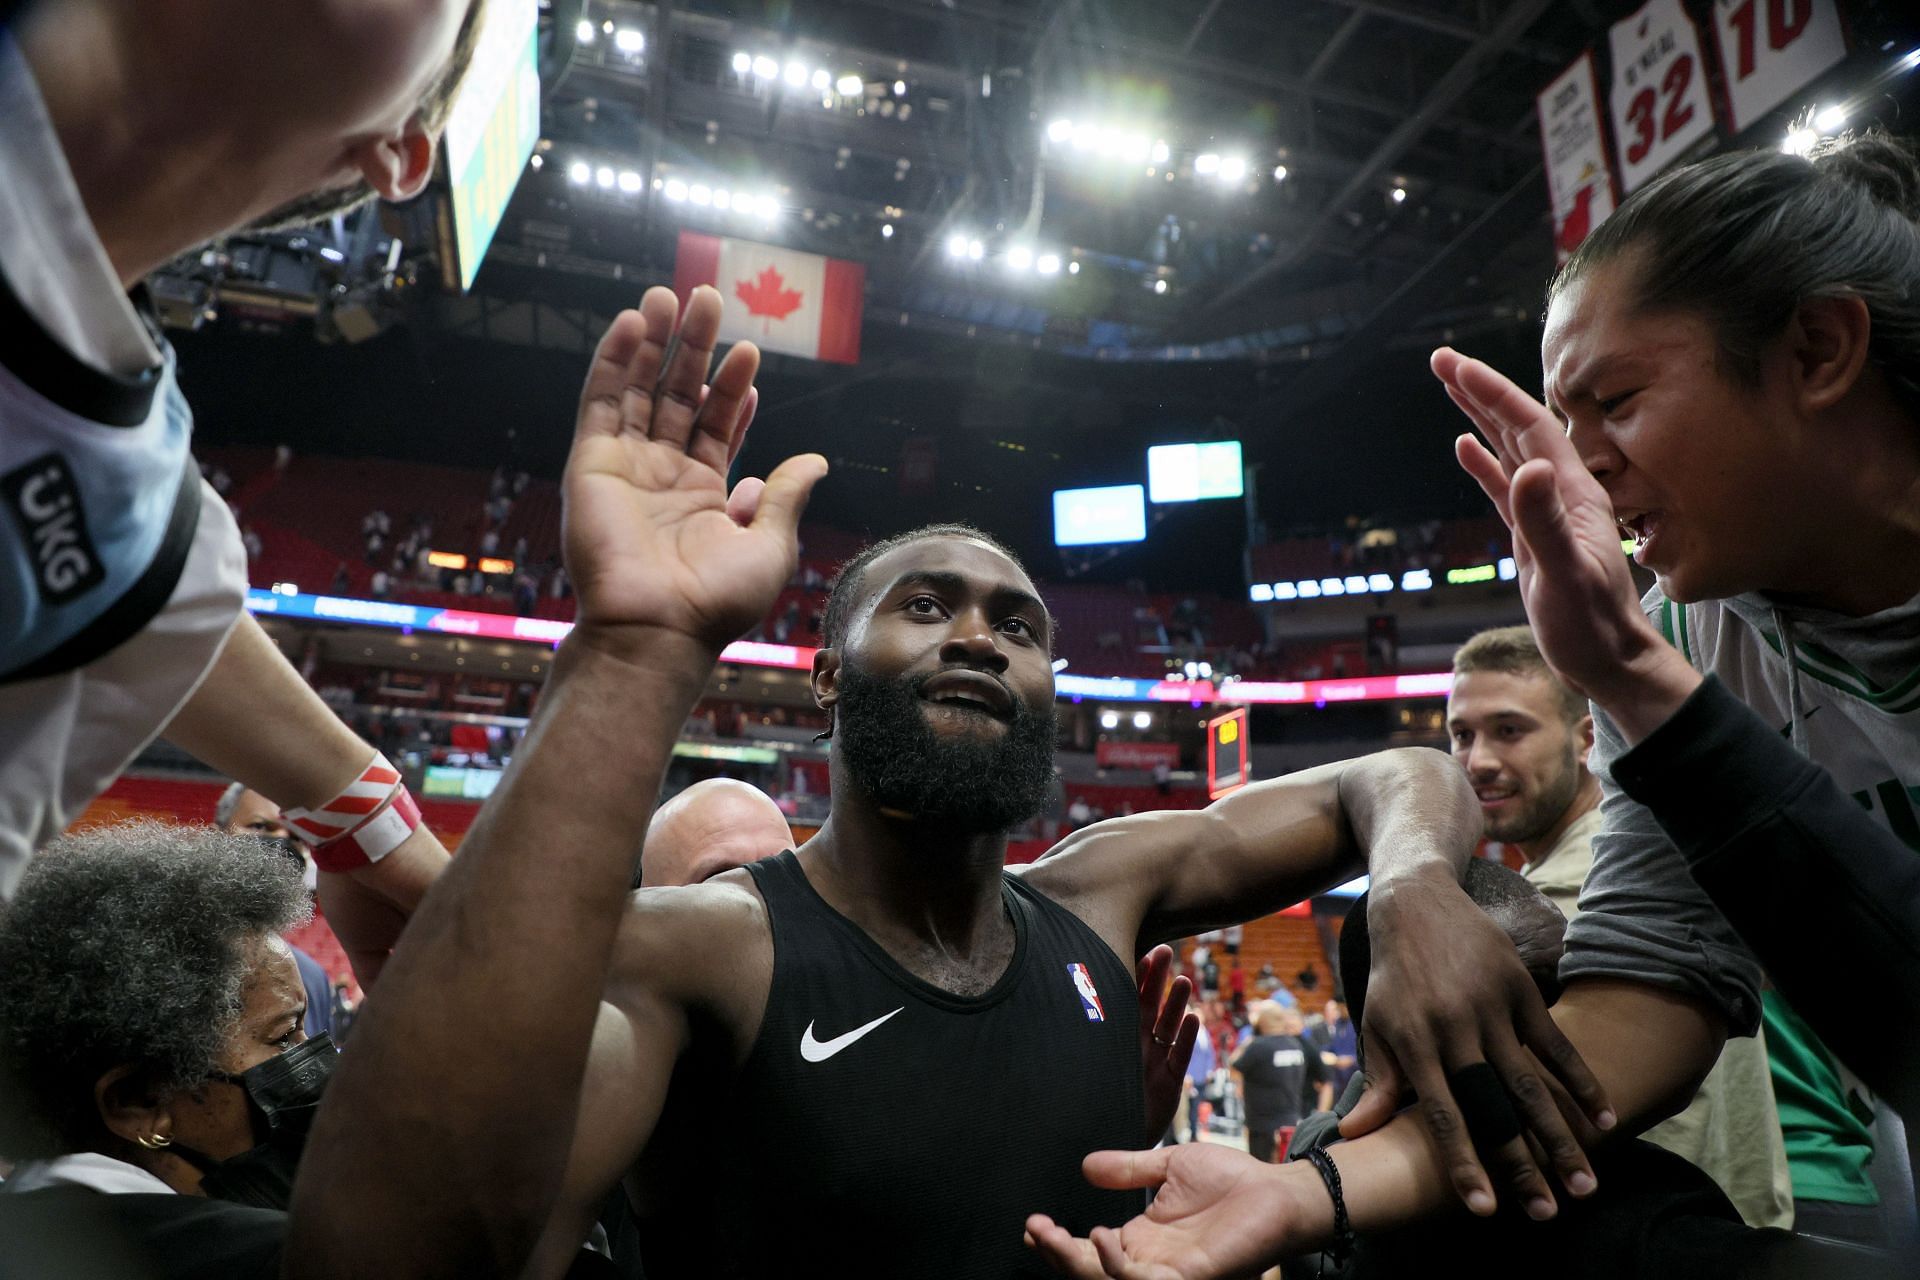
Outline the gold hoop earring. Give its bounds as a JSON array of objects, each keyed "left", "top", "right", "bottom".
[{"left": 135, "top": 1133, "right": 172, "bottom": 1151}]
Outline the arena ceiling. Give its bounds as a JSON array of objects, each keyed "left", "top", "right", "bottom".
[{"left": 177, "top": 0, "right": 1920, "bottom": 592}]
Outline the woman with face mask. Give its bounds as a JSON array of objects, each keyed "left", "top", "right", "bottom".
[{"left": 0, "top": 822, "right": 331, "bottom": 1277}]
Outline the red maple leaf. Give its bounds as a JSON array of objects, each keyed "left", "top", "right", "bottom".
[{"left": 735, "top": 266, "right": 805, "bottom": 322}]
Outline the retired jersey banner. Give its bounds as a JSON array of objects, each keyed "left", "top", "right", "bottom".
[
  {"left": 1710, "top": 0, "right": 1848, "bottom": 135},
  {"left": 674, "top": 231, "right": 865, "bottom": 365},
  {"left": 1537, "top": 51, "right": 1619, "bottom": 263},
  {"left": 1607, "top": 0, "right": 1717, "bottom": 193}
]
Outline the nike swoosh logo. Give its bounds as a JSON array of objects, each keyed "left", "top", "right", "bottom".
[{"left": 800, "top": 1007, "right": 904, "bottom": 1062}]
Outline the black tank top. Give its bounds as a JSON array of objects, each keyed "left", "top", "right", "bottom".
[{"left": 636, "top": 850, "right": 1144, "bottom": 1279}]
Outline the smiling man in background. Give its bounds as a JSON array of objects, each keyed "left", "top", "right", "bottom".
[{"left": 1447, "top": 625, "right": 1792, "bottom": 1230}]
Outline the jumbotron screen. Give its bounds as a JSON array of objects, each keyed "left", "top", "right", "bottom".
[
  {"left": 441, "top": 0, "right": 541, "bottom": 292},
  {"left": 1052, "top": 484, "right": 1147, "bottom": 547},
  {"left": 1147, "top": 441, "right": 1243, "bottom": 503}
]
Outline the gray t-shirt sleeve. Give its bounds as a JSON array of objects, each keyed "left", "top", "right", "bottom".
[{"left": 1559, "top": 702, "right": 1765, "bottom": 1036}]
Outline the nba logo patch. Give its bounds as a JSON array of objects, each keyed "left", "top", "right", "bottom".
[{"left": 1067, "top": 963, "right": 1105, "bottom": 1022}]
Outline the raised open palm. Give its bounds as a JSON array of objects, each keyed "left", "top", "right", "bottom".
[
  {"left": 1432, "top": 347, "right": 1654, "bottom": 699},
  {"left": 564, "top": 285, "right": 827, "bottom": 650}
]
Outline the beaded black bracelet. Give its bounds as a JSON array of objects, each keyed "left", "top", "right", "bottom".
[{"left": 1305, "top": 1145, "right": 1355, "bottom": 1264}]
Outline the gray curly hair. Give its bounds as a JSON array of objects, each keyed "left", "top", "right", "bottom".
[{"left": 0, "top": 821, "right": 312, "bottom": 1161}]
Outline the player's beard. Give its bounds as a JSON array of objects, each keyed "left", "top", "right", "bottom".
[{"left": 832, "top": 661, "right": 1057, "bottom": 836}]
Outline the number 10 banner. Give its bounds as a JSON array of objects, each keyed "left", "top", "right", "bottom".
[
  {"left": 1710, "top": 0, "right": 1847, "bottom": 135},
  {"left": 1608, "top": 0, "right": 1718, "bottom": 193}
]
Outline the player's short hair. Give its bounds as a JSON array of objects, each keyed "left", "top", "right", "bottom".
[
  {"left": 821, "top": 524, "right": 1034, "bottom": 649},
  {"left": 1451, "top": 626, "right": 1586, "bottom": 726}
]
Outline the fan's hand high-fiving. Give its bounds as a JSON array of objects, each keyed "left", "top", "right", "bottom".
[
  {"left": 565, "top": 284, "right": 828, "bottom": 653},
  {"left": 1432, "top": 346, "right": 1683, "bottom": 708}
]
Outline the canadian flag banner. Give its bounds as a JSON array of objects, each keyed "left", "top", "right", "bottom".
[{"left": 674, "top": 230, "right": 865, "bottom": 365}]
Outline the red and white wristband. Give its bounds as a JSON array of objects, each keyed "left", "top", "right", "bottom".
[{"left": 282, "top": 754, "right": 422, "bottom": 872}]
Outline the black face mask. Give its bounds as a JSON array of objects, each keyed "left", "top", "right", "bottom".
[{"left": 170, "top": 1034, "right": 337, "bottom": 1210}]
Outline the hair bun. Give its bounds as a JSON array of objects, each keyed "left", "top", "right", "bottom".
[{"left": 1813, "top": 130, "right": 1920, "bottom": 221}]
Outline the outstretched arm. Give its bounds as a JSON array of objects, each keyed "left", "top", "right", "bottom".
[
  {"left": 1039, "top": 748, "right": 1612, "bottom": 1219},
  {"left": 285, "top": 286, "right": 825, "bottom": 1279},
  {"left": 1025, "top": 978, "right": 1721, "bottom": 1280},
  {"left": 160, "top": 611, "right": 448, "bottom": 983}
]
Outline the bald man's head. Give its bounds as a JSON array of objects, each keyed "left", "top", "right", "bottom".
[{"left": 640, "top": 779, "right": 794, "bottom": 888}]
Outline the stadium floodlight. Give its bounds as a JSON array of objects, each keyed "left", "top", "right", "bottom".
[
  {"left": 1273, "top": 164, "right": 1288, "bottom": 181},
  {"left": 967, "top": 239, "right": 984, "bottom": 260},
  {"left": 756, "top": 194, "right": 781, "bottom": 219},
  {"left": 837, "top": 73, "right": 864, "bottom": 96},
  {"left": 1400, "top": 568, "right": 1433, "bottom": 591},
  {"left": 1249, "top": 583, "right": 1274, "bottom": 602},
  {"left": 1194, "top": 152, "right": 1220, "bottom": 175},
  {"left": 811, "top": 68, "right": 831, "bottom": 91},
  {"left": 783, "top": 61, "right": 808, "bottom": 88},
  {"left": 1902, "top": 47, "right": 1920, "bottom": 71},
  {"left": 663, "top": 178, "right": 688, "bottom": 202},
  {"left": 529, "top": 153, "right": 543, "bottom": 170},
  {"left": 614, "top": 27, "right": 645, "bottom": 54},
  {"left": 732, "top": 51, "right": 752, "bottom": 74},
  {"left": 1497, "top": 557, "right": 1517, "bottom": 581},
  {"left": 689, "top": 183, "right": 712, "bottom": 206},
  {"left": 1782, "top": 127, "right": 1818, "bottom": 156},
  {"left": 1100, "top": 710, "right": 1121, "bottom": 730},
  {"left": 1153, "top": 278, "right": 1168, "bottom": 295},
  {"left": 617, "top": 170, "right": 642, "bottom": 193},
  {"left": 568, "top": 160, "right": 591, "bottom": 184},
  {"left": 1047, "top": 118, "right": 1074, "bottom": 143},
  {"left": 713, "top": 188, "right": 731, "bottom": 209},
  {"left": 1006, "top": 245, "right": 1033, "bottom": 272},
  {"left": 1094, "top": 127, "right": 1122, "bottom": 157},
  {"left": 1368, "top": 573, "right": 1393, "bottom": 592},
  {"left": 1218, "top": 155, "right": 1248, "bottom": 182},
  {"left": 576, "top": 19, "right": 594, "bottom": 43},
  {"left": 1813, "top": 104, "right": 1847, "bottom": 133},
  {"left": 752, "top": 55, "right": 779, "bottom": 79},
  {"left": 1132, "top": 711, "right": 1153, "bottom": 730},
  {"left": 893, "top": 80, "right": 907, "bottom": 95},
  {"left": 946, "top": 233, "right": 969, "bottom": 258},
  {"left": 1390, "top": 186, "right": 1408, "bottom": 203},
  {"left": 1297, "top": 579, "right": 1321, "bottom": 598},
  {"left": 1345, "top": 576, "right": 1369, "bottom": 594},
  {"left": 1067, "top": 260, "right": 1080, "bottom": 275},
  {"left": 1271, "top": 582, "right": 1299, "bottom": 601},
  {"left": 1121, "top": 134, "right": 1152, "bottom": 164},
  {"left": 594, "top": 166, "right": 615, "bottom": 189},
  {"left": 1036, "top": 253, "right": 1061, "bottom": 275},
  {"left": 1151, "top": 140, "right": 1171, "bottom": 164},
  {"left": 881, "top": 222, "right": 895, "bottom": 238},
  {"left": 1320, "top": 577, "right": 1346, "bottom": 597}
]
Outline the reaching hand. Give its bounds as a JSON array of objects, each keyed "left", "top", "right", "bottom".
[
  {"left": 1431, "top": 347, "right": 1667, "bottom": 703},
  {"left": 1340, "top": 871, "right": 1611, "bottom": 1220},
  {"left": 563, "top": 285, "right": 827, "bottom": 651},
  {"left": 1137, "top": 945, "right": 1200, "bottom": 1139},
  {"left": 1024, "top": 1145, "right": 1303, "bottom": 1280}
]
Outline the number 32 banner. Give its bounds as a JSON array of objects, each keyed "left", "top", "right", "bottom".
[
  {"left": 1608, "top": 0, "right": 1718, "bottom": 193},
  {"left": 1710, "top": 0, "right": 1847, "bottom": 135}
]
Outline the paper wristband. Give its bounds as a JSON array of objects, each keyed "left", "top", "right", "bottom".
[
  {"left": 283, "top": 756, "right": 403, "bottom": 844},
  {"left": 308, "top": 786, "right": 422, "bottom": 873}
]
